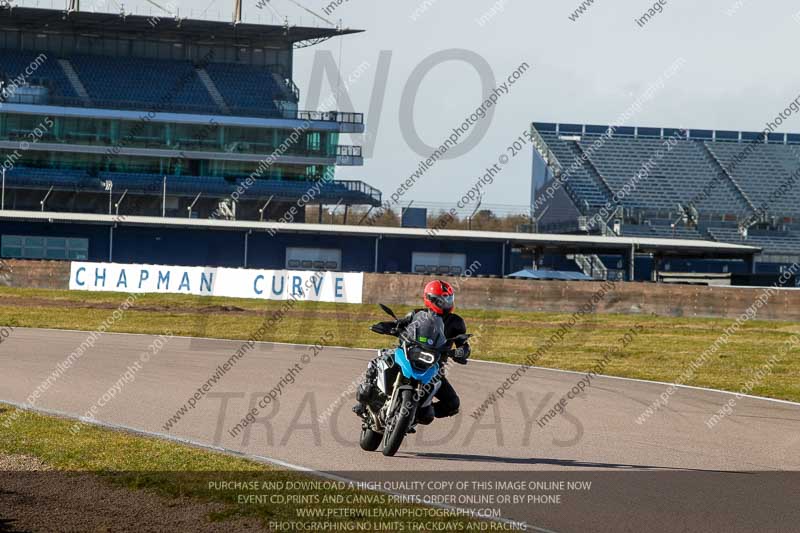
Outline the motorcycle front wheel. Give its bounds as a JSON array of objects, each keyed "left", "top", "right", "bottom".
[{"left": 382, "top": 389, "right": 416, "bottom": 457}]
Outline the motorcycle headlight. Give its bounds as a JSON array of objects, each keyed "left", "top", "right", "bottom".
[
  {"left": 407, "top": 344, "right": 436, "bottom": 365},
  {"left": 417, "top": 351, "right": 435, "bottom": 364}
]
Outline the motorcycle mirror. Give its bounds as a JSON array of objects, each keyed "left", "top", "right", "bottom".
[{"left": 379, "top": 304, "right": 398, "bottom": 320}]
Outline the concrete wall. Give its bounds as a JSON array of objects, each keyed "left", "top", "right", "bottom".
[
  {"left": 362, "top": 273, "right": 800, "bottom": 321},
  {"left": 0, "top": 260, "right": 71, "bottom": 289},
  {"left": 2, "top": 260, "right": 799, "bottom": 321}
]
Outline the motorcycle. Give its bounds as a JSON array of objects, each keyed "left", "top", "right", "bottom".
[{"left": 357, "top": 304, "right": 470, "bottom": 457}]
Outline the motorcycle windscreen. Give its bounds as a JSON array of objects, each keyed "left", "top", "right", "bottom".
[{"left": 402, "top": 310, "right": 447, "bottom": 350}]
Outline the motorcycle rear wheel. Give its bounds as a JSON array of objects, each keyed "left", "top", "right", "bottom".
[{"left": 382, "top": 389, "right": 416, "bottom": 457}]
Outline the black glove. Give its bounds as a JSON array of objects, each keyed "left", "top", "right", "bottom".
[
  {"left": 451, "top": 344, "right": 470, "bottom": 364},
  {"left": 370, "top": 321, "right": 399, "bottom": 336}
]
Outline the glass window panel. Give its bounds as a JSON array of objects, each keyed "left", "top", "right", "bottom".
[
  {"left": 145, "top": 41, "right": 159, "bottom": 58},
  {"left": 23, "top": 246, "right": 45, "bottom": 259},
  {"left": 75, "top": 35, "right": 90, "bottom": 53},
  {"left": 0, "top": 236, "right": 87, "bottom": 260},
  {"left": 2, "top": 246, "right": 22, "bottom": 258},
  {"left": 20, "top": 31, "right": 34, "bottom": 50},
  {"left": 46, "top": 248, "right": 67, "bottom": 260},
  {"left": 70, "top": 249, "right": 88, "bottom": 260},
  {"left": 131, "top": 39, "right": 145, "bottom": 57},
  {"left": 103, "top": 38, "right": 117, "bottom": 56},
  {"left": 66, "top": 238, "right": 87, "bottom": 249},
  {"left": 2, "top": 235, "right": 23, "bottom": 247}
]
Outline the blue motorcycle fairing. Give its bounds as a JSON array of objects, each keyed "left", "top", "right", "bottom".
[{"left": 394, "top": 347, "right": 439, "bottom": 385}]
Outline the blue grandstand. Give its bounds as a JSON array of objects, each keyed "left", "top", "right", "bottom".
[
  {"left": 0, "top": 7, "right": 378, "bottom": 221},
  {"left": 203, "top": 62, "right": 296, "bottom": 115},
  {"left": 68, "top": 55, "right": 219, "bottom": 113},
  {"left": 532, "top": 122, "right": 800, "bottom": 274},
  {"left": 0, "top": 50, "right": 78, "bottom": 99}
]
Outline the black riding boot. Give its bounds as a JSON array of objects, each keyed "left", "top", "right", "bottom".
[{"left": 353, "top": 358, "right": 381, "bottom": 417}]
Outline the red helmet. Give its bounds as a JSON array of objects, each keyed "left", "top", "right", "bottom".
[{"left": 423, "top": 280, "right": 455, "bottom": 315}]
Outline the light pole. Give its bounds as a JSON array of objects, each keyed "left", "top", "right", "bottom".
[
  {"left": 40, "top": 186, "right": 53, "bottom": 212},
  {"left": 104, "top": 179, "right": 113, "bottom": 214},
  {"left": 467, "top": 193, "right": 483, "bottom": 230},
  {"left": 1, "top": 167, "right": 5, "bottom": 211},
  {"left": 187, "top": 192, "right": 201, "bottom": 219},
  {"left": 259, "top": 195, "right": 274, "bottom": 222},
  {"left": 114, "top": 189, "right": 128, "bottom": 218}
]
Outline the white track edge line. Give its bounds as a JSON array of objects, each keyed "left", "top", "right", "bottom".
[
  {"left": 473, "top": 360, "right": 800, "bottom": 408},
  {"left": 0, "top": 398, "right": 553, "bottom": 533}
]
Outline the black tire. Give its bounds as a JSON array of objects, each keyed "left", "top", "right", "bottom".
[
  {"left": 382, "top": 389, "right": 416, "bottom": 457},
  {"left": 359, "top": 428, "right": 382, "bottom": 451}
]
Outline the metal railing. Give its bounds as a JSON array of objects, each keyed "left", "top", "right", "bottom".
[
  {"left": 282, "top": 77, "right": 301, "bottom": 102},
  {"left": 336, "top": 145, "right": 363, "bottom": 157},
  {"left": 335, "top": 180, "right": 382, "bottom": 203},
  {"left": 0, "top": 129, "right": 361, "bottom": 161},
  {"left": 0, "top": 170, "right": 384, "bottom": 204},
  {"left": 2, "top": 93, "right": 364, "bottom": 124},
  {"left": 574, "top": 254, "right": 609, "bottom": 280}
]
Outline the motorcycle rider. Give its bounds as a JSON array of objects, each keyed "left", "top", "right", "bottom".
[{"left": 353, "top": 280, "right": 471, "bottom": 425}]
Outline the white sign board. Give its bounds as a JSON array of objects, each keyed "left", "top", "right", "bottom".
[{"left": 69, "top": 262, "right": 363, "bottom": 304}]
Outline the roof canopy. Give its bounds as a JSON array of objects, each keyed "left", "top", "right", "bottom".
[
  {"left": 0, "top": 7, "right": 361, "bottom": 48},
  {"left": 0, "top": 211, "right": 762, "bottom": 260}
]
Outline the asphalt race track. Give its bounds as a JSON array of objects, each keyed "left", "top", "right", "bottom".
[{"left": 3, "top": 328, "right": 800, "bottom": 532}]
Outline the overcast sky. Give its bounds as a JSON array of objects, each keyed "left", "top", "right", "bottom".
[{"left": 17, "top": 0, "right": 800, "bottom": 207}]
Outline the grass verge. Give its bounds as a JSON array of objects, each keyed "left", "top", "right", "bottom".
[
  {"left": 0, "top": 404, "right": 476, "bottom": 529},
  {"left": 1, "top": 286, "right": 799, "bottom": 402}
]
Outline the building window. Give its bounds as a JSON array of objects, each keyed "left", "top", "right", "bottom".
[
  {"left": 285, "top": 247, "right": 341, "bottom": 271},
  {"left": 411, "top": 252, "right": 466, "bottom": 275},
  {"left": 1, "top": 235, "right": 88, "bottom": 260}
]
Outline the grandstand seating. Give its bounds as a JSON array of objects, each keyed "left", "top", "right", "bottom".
[
  {"left": 618, "top": 225, "right": 657, "bottom": 238},
  {"left": 537, "top": 131, "right": 753, "bottom": 215},
  {"left": 69, "top": 55, "right": 218, "bottom": 113},
  {"left": 617, "top": 217, "right": 800, "bottom": 253},
  {"left": 0, "top": 50, "right": 77, "bottom": 98},
  {"left": 2, "top": 166, "right": 372, "bottom": 204},
  {"left": 619, "top": 220, "right": 704, "bottom": 240},
  {"left": 0, "top": 48, "right": 299, "bottom": 117},
  {"left": 619, "top": 220, "right": 800, "bottom": 254},
  {"left": 579, "top": 135, "right": 749, "bottom": 214},
  {"left": 707, "top": 226, "right": 800, "bottom": 255},
  {"left": 646, "top": 220, "right": 705, "bottom": 240},
  {"left": 97, "top": 172, "right": 357, "bottom": 201},
  {"left": 706, "top": 226, "right": 745, "bottom": 243},
  {"left": 1, "top": 167, "right": 98, "bottom": 189},
  {"left": 534, "top": 123, "right": 800, "bottom": 259},
  {"left": 539, "top": 125, "right": 800, "bottom": 219},
  {"left": 204, "top": 63, "right": 288, "bottom": 114},
  {"left": 534, "top": 124, "right": 800, "bottom": 219},
  {"left": 705, "top": 141, "right": 800, "bottom": 215},
  {"left": 537, "top": 132, "right": 611, "bottom": 209}
]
